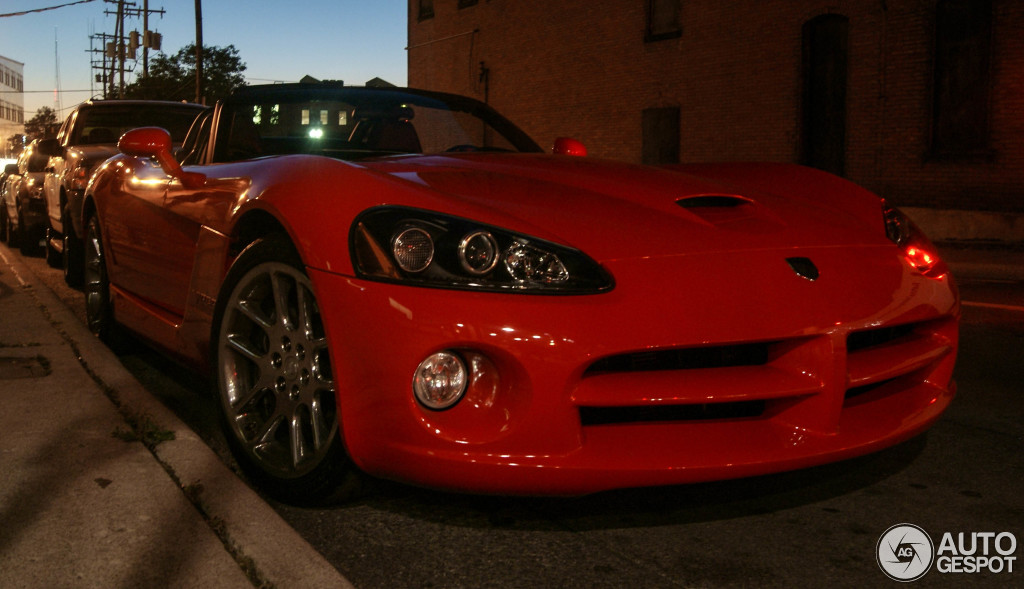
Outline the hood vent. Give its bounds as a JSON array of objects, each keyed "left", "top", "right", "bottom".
[
  {"left": 676, "top": 195, "right": 750, "bottom": 209},
  {"left": 676, "top": 194, "right": 765, "bottom": 229}
]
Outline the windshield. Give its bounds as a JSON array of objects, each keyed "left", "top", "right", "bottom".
[
  {"left": 71, "top": 104, "right": 205, "bottom": 146},
  {"left": 212, "top": 86, "right": 543, "bottom": 162}
]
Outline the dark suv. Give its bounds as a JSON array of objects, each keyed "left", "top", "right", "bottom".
[{"left": 38, "top": 100, "right": 206, "bottom": 283}]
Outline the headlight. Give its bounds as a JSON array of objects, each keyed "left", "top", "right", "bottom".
[
  {"left": 882, "top": 201, "right": 947, "bottom": 278},
  {"left": 392, "top": 227, "right": 434, "bottom": 272},
  {"left": 351, "top": 206, "right": 613, "bottom": 293}
]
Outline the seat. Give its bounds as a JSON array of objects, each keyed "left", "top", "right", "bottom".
[
  {"left": 87, "top": 128, "right": 117, "bottom": 144},
  {"left": 363, "top": 119, "right": 422, "bottom": 154}
]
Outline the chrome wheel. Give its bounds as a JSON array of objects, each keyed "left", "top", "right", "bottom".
[
  {"left": 83, "top": 215, "right": 112, "bottom": 338},
  {"left": 217, "top": 258, "right": 338, "bottom": 480}
]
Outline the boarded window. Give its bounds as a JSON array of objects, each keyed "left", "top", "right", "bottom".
[{"left": 642, "top": 107, "right": 680, "bottom": 165}]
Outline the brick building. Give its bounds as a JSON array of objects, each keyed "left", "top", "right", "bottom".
[
  {"left": 0, "top": 55, "right": 25, "bottom": 159},
  {"left": 407, "top": 1, "right": 1023, "bottom": 216}
]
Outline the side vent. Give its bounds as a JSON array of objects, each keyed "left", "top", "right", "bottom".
[{"left": 676, "top": 195, "right": 751, "bottom": 209}]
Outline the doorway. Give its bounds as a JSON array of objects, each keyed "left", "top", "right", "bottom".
[{"left": 801, "top": 14, "right": 849, "bottom": 177}]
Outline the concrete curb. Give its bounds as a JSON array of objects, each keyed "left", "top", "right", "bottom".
[
  {"left": 905, "top": 207, "right": 1024, "bottom": 245},
  {"left": 6, "top": 250, "right": 353, "bottom": 589},
  {"left": 939, "top": 245, "right": 1024, "bottom": 283}
]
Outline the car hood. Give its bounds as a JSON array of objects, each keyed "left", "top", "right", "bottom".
[
  {"left": 361, "top": 154, "right": 887, "bottom": 262},
  {"left": 68, "top": 144, "right": 122, "bottom": 168}
]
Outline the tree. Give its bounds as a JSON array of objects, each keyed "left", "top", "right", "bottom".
[
  {"left": 6, "top": 134, "right": 26, "bottom": 157},
  {"left": 24, "top": 107, "right": 60, "bottom": 141},
  {"left": 122, "top": 44, "right": 247, "bottom": 104}
]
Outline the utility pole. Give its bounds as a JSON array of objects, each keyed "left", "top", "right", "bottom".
[
  {"left": 143, "top": 0, "right": 149, "bottom": 76},
  {"left": 91, "top": 0, "right": 166, "bottom": 98},
  {"left": 116, "top": 0, "right": 124, "bottom": 97},
  {"left": 194, "top": 0, "right": 203, "bottom": 104}
]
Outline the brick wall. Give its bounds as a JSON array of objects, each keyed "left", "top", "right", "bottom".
[{"left": 408, "top": 0, "right": 1024, "bottom": 212}]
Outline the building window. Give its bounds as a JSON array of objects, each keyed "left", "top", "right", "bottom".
[
  {"left": 418, "top": 0, "right": 433, "bottom": 21},
  {"left": 931, "top": 0, "right": 992, "bottom": 159},
  {"left": 458, "top": 0, "right": 478, "bottom": 8},
  {"left": 642, "top": 107, "right": 680, "bottom": 164},
  {"left": 646, "top": 0, "right": 682, "bottom": 42}
]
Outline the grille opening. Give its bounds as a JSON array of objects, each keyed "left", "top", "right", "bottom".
[
  {"left": 585, "top": 342, "right": 772, "bottom": 375},
  {"left": 847, "top": 323, "right": 917, "bottom": 353},
  {"left": 580, "top": 400, "right": 766, "bottom": 426},
  {"left": 843, "top": 376, "right": 905, "bottom": 408},
  {"left": 677, "top": 195, "right": 749, "bottom": 208}
]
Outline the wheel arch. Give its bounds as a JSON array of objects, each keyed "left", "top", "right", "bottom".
[
  {"left": 228, "top": 208, "right": 292, "bottom": 260},
  {"left": 81, "top": 192, "right": 97, "bottom": 225}
]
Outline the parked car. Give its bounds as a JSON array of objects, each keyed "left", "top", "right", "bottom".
[
  {"left": 1, "top": 140, "right": 50, "bottom": 254},
  {"left": 0, "top": 163, "right": 17, "bottom": 244},
  {"left": 37, "top": 99, "right": 206, "bottom": 284},
  {"left": 83, "top": 83, "right": 959, "bottom": 504}
]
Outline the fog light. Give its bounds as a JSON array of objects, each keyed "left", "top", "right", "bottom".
[{"left": 412, "top": 351, "right": 468, "bottom": 410}]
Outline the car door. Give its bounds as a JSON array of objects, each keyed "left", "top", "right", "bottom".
[
  {"left": 99, "top": 154, "right": 180, "bottom": 312},
  {"left": 151, "top": 109, "right": 248, "bottom": 319},
  {"left": 43, "top": 111, "right": 75, "bottom": 231}
]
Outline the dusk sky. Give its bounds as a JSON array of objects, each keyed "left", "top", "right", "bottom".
[{"left": 1, "top": 0, "right": 409, "bottom": 117}]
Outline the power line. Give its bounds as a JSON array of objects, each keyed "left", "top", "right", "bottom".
[
  {"left": 0, "top": 89, "right": 93, "bottom": 94},
  {"left": 0, "top": 0, "right": 98, "bottom": 18}
]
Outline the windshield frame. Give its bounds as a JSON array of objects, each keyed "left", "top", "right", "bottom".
[{"left": 208, "top": 85, "right": 544, "bottom": 163}]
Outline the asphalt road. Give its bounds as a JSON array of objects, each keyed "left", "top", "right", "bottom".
[{"left": 15, "top": 249, "right": 1023, "bottom": 588}]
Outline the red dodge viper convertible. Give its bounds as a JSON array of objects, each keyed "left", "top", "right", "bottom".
[{"left": 83, "top": 83, "right": 958, "bottom": 503}]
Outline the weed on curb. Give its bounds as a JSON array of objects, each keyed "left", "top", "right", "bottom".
[{"left": 113, "top": 411, "right": 176, "bottom": 448}]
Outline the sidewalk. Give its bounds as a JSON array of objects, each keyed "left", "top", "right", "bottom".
[{"left": 0, "top": 247, "right": 352, "bottom": 589}]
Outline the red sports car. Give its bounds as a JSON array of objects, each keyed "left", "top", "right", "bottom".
[{"left": 83, "top": 83, "right": 958, "bottom": 503}]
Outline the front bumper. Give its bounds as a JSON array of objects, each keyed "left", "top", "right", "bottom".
[
  {"left": 21, "top": 197, "right": 49, "bottom": 235},
  {"left": 311, "top": 245, "right": 959, "bottom": 495}
]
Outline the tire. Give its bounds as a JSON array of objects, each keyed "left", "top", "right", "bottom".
[
  {"left": 62, "top": 207, "right": 83, "bottom": 286},
  {"left": 17, "top": 210, "right": 34, "bottom": 256},
  {"left": 212, "top": 235, "right": 360, "bottom": 504},
  {"left": 83, "top": 215, "right": 115, "bottom": 341},
  {"left": 3, "top": 211, "right": 16, "bottom": 248}
]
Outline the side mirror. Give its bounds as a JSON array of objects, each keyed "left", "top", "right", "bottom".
[
  {"left": 119, "top": 127, "right": 205, "bottom": 189},
  {"left": 552, "top": 137, "right": 587, "bottom": 157},
  {"left": 4, "top": 163, "right": 18, "bottom": 175}
]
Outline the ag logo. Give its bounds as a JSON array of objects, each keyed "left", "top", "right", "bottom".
[{"left": 877, "top": 523, "right": 935, "bottom": 582}]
